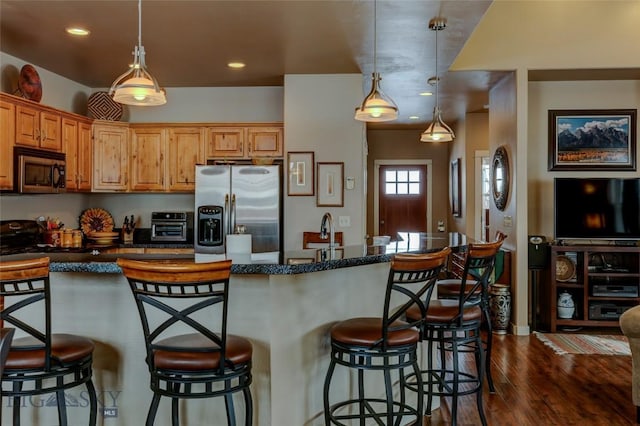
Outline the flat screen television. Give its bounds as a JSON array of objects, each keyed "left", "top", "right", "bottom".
[{"left": 554, "top": 178, "right": 640, "bottom": 241}]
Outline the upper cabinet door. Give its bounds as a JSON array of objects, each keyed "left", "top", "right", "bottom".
[
  {"left": 93, "top": 122, "right": 129, "bottom": 191},
  {"left": 130, "top": 127, "right": 167, "bottom": 192},
  {"left": 206, "top": 127, "right": 245, "bottom": 158},
  {"left": 246, "top": 127, "right": 283, "bottom": 158},
  {"left": 63, "top": 116, "right": 93, "bottom": 192},
  {"left": 0, "top": 99, "right": 15, "bottom": 190},
  {"left": 168, "top": 127, "right": 204, "bottom": 192}
]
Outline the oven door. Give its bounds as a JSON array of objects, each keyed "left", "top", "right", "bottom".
[{"left": 151, "top": 222, "right": 187, "bottom": 242}]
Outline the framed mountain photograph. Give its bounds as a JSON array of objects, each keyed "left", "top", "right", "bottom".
[{"left": 548, "top": 109, "right": 637, "bottom": 171}]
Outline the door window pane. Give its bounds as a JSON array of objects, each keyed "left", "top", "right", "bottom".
[{"left": 384, "top": 168, "right": 422, "bottom": 195}]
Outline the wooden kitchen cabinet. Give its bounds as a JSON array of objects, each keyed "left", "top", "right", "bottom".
[
  {"left": 0, "top": 97, "right": 15, "bottom": 190},
  {"left": 15, "top": 103, "right": 62, "bottom": 151},
  {"left": 63, "top": 116, "right": 93, "bottom": 191},
  {"left": 206, "top": 125, "right": 283, "bottom": 160},
  {"left": 246, "top": 127, "right": 283, "bottom": 158},
  {"left": 92, "top": 121, "right": 129, "bottom": 191},
  {"left": 206, "top": 127, "right": 245, "bottom": 158},
  {"left": 129, "top": 127, "right": 167, "bottom": 191},
  {"left": 168, "top": 127, "right": 204, "bottom": 191}
]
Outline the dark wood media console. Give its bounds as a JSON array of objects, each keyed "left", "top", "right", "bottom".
[{"left": 550, "top": 244, "right": 640, "bottom": 332}]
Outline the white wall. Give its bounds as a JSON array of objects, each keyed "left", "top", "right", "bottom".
[
  {"left": 528, "top": 80, "right": 640, "bottom": 238},
  {"left": 283, "top": 74, "right": 366, "bottom": 250},
  {"left": 120, "top": 87, "right": 283, "bottom": 124},
  {"left": 1, "top": 51, "right": 92, "bottom": 114}
]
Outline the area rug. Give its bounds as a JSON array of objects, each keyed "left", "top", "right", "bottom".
[{"left": 534, "top": 332, "right": 631, "bottom": 356}]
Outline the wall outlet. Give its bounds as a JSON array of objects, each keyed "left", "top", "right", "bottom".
[
  {"left": 437, "top": 220, "right": 445, "bottom": 232},
  {"left": 503, "top": 215, "right": 513, "bottom": 227},
  {"left": 338, "top": 216, "right": 351, "bottom": 227}
]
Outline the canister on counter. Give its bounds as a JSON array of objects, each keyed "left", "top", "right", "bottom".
[
  {"left": 72, "top": 230, "right": 83, "bottom": 248},
  {"left": 44, "top": 230, "right": 61, "bottom": 246},
  {"left": 61, "top": 229, "right": 73, "bottom": 248}
]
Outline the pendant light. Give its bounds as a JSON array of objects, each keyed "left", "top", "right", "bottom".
[
  {"left": 354, "top": 0, "right": 398, "bottom": 122},
  {"left": 109, "top": 0, "right": 166, "bottom": 106},
  {"left": 420, "top": 18, "right": 454, "bottom": 142}
]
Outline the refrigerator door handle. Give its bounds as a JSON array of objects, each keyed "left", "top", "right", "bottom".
[
  {"left": 231, "top": 193, "right": 237, "bottom": 234},
  {"left": 224, "top": 194, "right": 230, "bottom": 235}
]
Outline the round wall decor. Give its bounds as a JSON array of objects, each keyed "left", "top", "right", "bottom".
[
  {"left": 491, "top": 145, "right": 510, "bottom": 211},
  {"left": 18, "top": 64, "right": 43, "bottom": 102}
]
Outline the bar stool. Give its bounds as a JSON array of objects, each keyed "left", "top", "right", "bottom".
[
  {"left": 117, "top": 258, "right": 252, "bottom": 426},
  {"left": 404, "top": 239, "right": 503, "bottom": 426},
  {"left": 0, "top": 257, "right": 97, "bottom": 426},
  {"left": 436, "top": 232, "right": 507, "bottom": 392},
  {"left": 323, "top": 247, "right": 451, "bottom": 425}
]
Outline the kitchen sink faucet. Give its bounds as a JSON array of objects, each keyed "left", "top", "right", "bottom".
[{"left": 320, "top": 212, "right": 336, "bottom": 249}]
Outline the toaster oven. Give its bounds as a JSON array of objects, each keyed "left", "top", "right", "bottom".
[{"left": 150, "top": 212, "right": 192, "bottom": 242}]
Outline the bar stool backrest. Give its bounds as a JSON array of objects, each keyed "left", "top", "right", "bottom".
[
  {"left": 0, "top": 257, "right": 54, "bottom": 370},
  {"left": 454, "top": 239, "right": 504, "bottom": 325},
  {"left": 117, "top": 258, "right": 233, "bottom": 374},
  {"left": 380, "top": 247, "right": 451, "bottom": 350}
]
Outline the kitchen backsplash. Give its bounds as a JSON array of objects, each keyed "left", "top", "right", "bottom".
[{"left": 0, "top": 193, "right": 195, "bottom": 229}]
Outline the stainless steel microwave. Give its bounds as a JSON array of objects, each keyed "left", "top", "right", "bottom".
[{"left": 15, "top": 147, "right": 66, "bottom": 193}]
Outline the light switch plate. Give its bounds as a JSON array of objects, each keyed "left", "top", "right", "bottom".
[
  {"left": 503, "top": 216, "right": 513, "bottom": 227},
  {"left": 338, "top": 216, "right": 351, "bottom": 227}
]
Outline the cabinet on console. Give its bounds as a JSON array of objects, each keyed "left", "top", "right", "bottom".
[{"left": 550, "top": 245, "right": 640, "bottom": 332}]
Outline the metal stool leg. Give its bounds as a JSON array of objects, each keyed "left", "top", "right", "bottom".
[{"left": 146, "top": 394, "right": 161, "bottom": 426}]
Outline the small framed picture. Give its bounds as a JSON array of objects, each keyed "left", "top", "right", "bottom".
[
  {"left": 548, "top": 109, "right": 637, "bottom": 171},
  {"left": 287, "top": 151, "right": 314, "bottom": 196},
  {"left": 317, "top": 162, "right": 344, "bottom": 207}
]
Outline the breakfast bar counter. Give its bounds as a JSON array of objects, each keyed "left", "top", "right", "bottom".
[{"left": 1, "top": 234, "right": 472, "bottom": 425}]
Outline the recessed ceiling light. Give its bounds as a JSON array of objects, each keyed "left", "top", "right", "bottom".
[
  {"left": 419, "top": 92, "right": 433, "bottom": 96},
  {"left": 227, "top": 62, "right": 246, "bottom": 69},
  {"left": 409, "top": 115, "right": 420, "bottom": 120},
  {"left": 66, "top": 27, "right": 90, "bottom": 36}
]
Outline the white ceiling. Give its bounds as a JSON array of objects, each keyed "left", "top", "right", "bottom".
[{"left": 1, "top": 0, "right": 508, "bottom": 127}]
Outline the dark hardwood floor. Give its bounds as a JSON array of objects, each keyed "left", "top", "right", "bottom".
[{"left": 425, "top": 332, "right": 634, "bottom": 425}]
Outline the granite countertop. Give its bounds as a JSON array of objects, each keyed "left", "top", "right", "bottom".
[{"left": 3, "top": 233, "right": 474, "bottom": 275}]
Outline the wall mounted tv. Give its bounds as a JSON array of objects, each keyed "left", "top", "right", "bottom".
[{"left": 554, "top": 178, "right": 640, "bottom": 241}]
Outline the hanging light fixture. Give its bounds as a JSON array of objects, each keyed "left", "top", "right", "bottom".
[
  {"left": 354, "top": 0, "right": 398, "bottom": 122},
  {"left": 420, "top": 18, "right": 455, "bottom": 142},
  {"left": 109, "top": 0, "right": 166, "bottom": 106}
]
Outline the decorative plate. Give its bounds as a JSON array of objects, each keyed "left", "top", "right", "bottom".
[
  {"left": 79, "top": 208, "right": 114, "bottom": 235},
  {"left": 556, "top": 255, "right": 576, "bottom": 282},
  {"left": 18, "top": 64, "right": 42, "bottom": 102},
  {"left": 87, "top": 91, "right": 123, "bottom": 121}
]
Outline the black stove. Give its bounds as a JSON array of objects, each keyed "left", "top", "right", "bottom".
[{"left": 0, "top": 220, "right": 90, "bottom": 256}]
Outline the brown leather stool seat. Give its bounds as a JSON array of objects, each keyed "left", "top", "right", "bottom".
[
  {"left": 437, "top": 278, "right": 481, "bottom": 299},
  {"left": 330, "top": 318, "right": 420, "bottom": 347},
  {"left": 152, "top": 334, "right": 252, "bottom": 371},
  {"left": 1, "top": 257, "right": 98, "bottom": 426},
  {"left": 407, "top": 299, "right": 483, "bottom": 324},
  {"left": 323, "top": 248, "right": 451, "bottom": 425},
  {"left": 118, "top": 258, "right": 253, "bottom": 426}
]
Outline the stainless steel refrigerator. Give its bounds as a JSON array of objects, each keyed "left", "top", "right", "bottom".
[{"left": 194, "top": 164, "right": 281, "bottom": 254}]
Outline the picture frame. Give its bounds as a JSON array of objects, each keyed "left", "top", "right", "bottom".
[
  {"left": 317, "top": 162, "right": 344, "bottom": 207},
  {"left": 548, "top": 109, "right": 637, "bottom": 171},
  {"left": 451, "top": 158, "right": 462, "bottom": 217},
  {"left": 287, "top": 151, "right": 315, "bottom": 196}
]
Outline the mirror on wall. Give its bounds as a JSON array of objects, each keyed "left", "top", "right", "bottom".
[{"left": 491, "top": 145, "right": 510, "bottom": 211}]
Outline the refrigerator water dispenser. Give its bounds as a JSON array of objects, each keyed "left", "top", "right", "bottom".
[{"left": 197, "top": 206, "right": 223, "bottom": 247}]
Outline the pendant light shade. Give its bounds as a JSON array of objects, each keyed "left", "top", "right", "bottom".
[
  {"left": 109, "top": 0, "right": 166, "bottom": 106},
  {"left": 355, "top": 72, "right": 398, "bottom": 122},
  {"left": 354, "top": 0, "right": 398, "bottom": 122},
  {"left": 421, "top": 18, "right": 454, "bottom": 142},
  {"left": 420, "top": 106, "right": 455, "bottom": 142}
]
